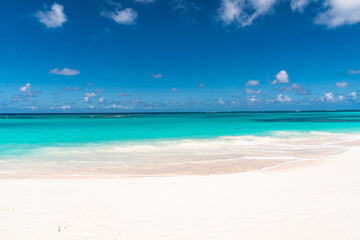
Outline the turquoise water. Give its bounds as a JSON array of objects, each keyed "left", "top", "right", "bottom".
[
  {"left": 2, "top": 111, "right": 360, "bottom": 176},
  {"left": 1, "top": 111, "right": 360, "bottom": 158}
]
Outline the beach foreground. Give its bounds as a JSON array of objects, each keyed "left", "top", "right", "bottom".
[{"left": 1, "top": 147, "right": 360, "bottom": 239}]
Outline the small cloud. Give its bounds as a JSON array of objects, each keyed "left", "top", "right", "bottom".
[
  {"left": 281, "top": 83, "right": 310, "bottom": 95},
  {"left": 336, "top": 81, "right": 349, "bottom": 88},
  {"left": 101, "top": 8, "right": 137, "bottom": 25},
  {"left": 217, "top": 98, "right": 224, "bottom": 104},
  {"left": 245, "top": 79, "right": 259, "bottom": 86},
  {"left": 171, "top": 88, "right": 178, "bottom": 92},
  {"left": 338, "top": 95, "right": 345, "bottom": 101},
  {"left": 216, "top": 0, "right": 277, "bottom": 27},
  {"left": 64, "top": 86, "right": 81, "bottom": 91},
  {"left": 89, "top": 105, "right": 95, "bottom": 109},
  {"left": 85, "top": 92, "right": 96, "bottom": 97},
  {"left": 265, "top": 99, "right": 275, "bottom": 103},
  {"left": 104, "top": 104, "right": 132, "bottom": 109},
  {"left": 49, "top": 68, "right": 80, "bottom": 76},
  {"left": 87, "top": 82, "right": 94, "bottom": 86},
  {"left": 247, "top": 96, "right": 259, "bottom": 102},
  {"left": 198, "top": 83, "right": 205, "bottom": 88},
  {"left": 245, "top": 89, "right": 261, "bottom": 94},
  {"left": 84, "top": 92, "right": 96, "bottom": 102},
  {"left": 20, "top": 83, "right": 31, "bottom": 92},
  {"left": 98, "top": 97, "right": 105, "bottom": 103},
  {"left": 348, "top": 69, "right": 360, "bottom": 75},
  {"left": 325, "top": 92, "right": 334, "bottom": 101},
  {"left": 51, "top": 105, "right": 71, "bottom": 110},
  {"left": 118, "top": 92, "right": 131, "bottom": 97},
  {"left": 276, "top": 94, "right": 292, "bottom": 102},
  {"left": 152, "top": 73, "right": 163, "bottom": 78},
  {"left": 290, "top": 0, "right": 310, "bottom": 12},
  {"left": 348, "top": 92, "right": 357, "bottom": 100},
  {"left": 35, "top": 3, "right": 67, "bottom": 28},
  {"left": 271, "top": 70, "right": 289, "bottom": 84}
]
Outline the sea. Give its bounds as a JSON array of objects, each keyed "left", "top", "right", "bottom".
[{"left": 1, "top": 111, "right": 360, "bottom": 177}]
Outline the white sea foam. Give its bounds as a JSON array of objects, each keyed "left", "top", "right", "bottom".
[{"left": 1, "top": 131, "right": 360, "bottom": 177}]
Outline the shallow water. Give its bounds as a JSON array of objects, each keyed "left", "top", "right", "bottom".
[{"left": 1, "top": 111, "right": 360, "bottom": 176}]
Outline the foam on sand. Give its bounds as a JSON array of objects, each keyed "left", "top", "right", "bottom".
[{"left": 1, "top": 131, "right": 359, "bottom": 177}]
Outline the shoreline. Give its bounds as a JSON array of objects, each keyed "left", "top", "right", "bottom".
[
  {"left": 0, "top": 149, "right": 347, "bottom": 179},
  {"left": 1, "top": 131, "right": 357, "bottom": 178}
]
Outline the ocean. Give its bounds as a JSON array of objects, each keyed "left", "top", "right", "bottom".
[{"left": 1, "top": 111, "right": 360, "bottom": 177}]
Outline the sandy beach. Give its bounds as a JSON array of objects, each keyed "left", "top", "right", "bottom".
[
  {"left": 3, "top": 0, "right": 360, "bottom": 238},
  {"left": 1, "top": 146, "right": 359, "bottom": 239}
]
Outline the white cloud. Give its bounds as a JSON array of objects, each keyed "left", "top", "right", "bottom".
[
  {"left": 85, "top": 93, "right": 96, "bottom": 97},
  {"left": 276, "top": 94, "right": 292, "bottom": 102},
  {"left": 291, "top": 0, "right": 310, "bottom": 12},
  {"left": 98, "top": 97, "right": 105, "bottom": 103},
  {"left": 338, "top": 95, "right": 345, "bottom": 101},
  {"left": 20, "top": 83, "right": 31, "bottom": 92},
  {"left": 49, "top": 68, "right": 80, "bottom": 76},
  {"left": 281, "top": 83, "right": 310, "bottom": 95},
  {"left": 348, "top": 68, "right": 360, "bottom": 75},
  {"left": 104, "top": 104, "right": 132, "bottom": 109},
  {"left": 265, "top": 99, "right": 275, "bottom": 103},
  {"left": 245, "top": 88, "right": 261, "bottom": 94},
  {"left": 246, "top": 79, "right": 259, "bottom": 86},
  {"left": 152, "top": 73, "right": 163, "bottom": 78},
  {"left": 35, "top": 3, "right": 67, "bottom": 28},
  {"left": 247, "top": 96, "right": 259, "bottom": 102},
  {"left": 89, "top": 105, "right": 95, "bottom": 109},
  {"left": 217, "top": 0, "right": 278, "bottom": 27},
  {"left": 325, "top": 92, "right": 335, "bottom": 101},
  {"left": 215, "top": 0, "right": 360, "bottom": 28},
  {"left": 118, "top": 92, "right": 131, "bottom": 96},
  {"left": 171, "top": 88, "right": 178, "bottom": 92},
  {"left": 336, "top": 81, "right": 349, "bottom": 88},
  {"left": 85, "top": 93, "right": 96, "bottom": 102},
  {"left": 101, "top": 8, "right": 137, "bottom": 25},
  {"left": 348, "top": 91, "right": 357, "bottom": 100},
  {"left": 198, "top": 83, "right": 205, "bottom": 88},
  {"left": 271, "top": 70, "right": 289, "bottom": 84},
  {"left": 218, "top": 98, "right": 225, "bottom": 104},
  {"left": 51, "top": 105, "right": 71, "bottom": 110},
  {"left": 315, "top": 0, "right": 360, "bottom": 28},
  {"left": 64, "top": 86, "right": 81, "bottom": 91}
]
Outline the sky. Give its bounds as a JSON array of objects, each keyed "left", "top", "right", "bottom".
[{"left": 1, "top": 0, "right": 360, "bottom": 113}]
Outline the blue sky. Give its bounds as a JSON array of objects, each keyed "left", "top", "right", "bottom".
[{"left": 1, "top": 0, "right": 360, "bottom": 112}]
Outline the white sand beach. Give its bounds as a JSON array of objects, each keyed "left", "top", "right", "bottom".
[{"left": 1, "top": 147, "right": 360, "bottom": 239}]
